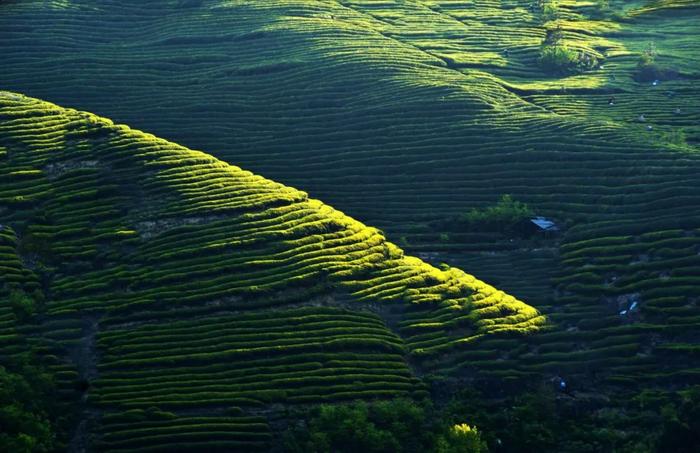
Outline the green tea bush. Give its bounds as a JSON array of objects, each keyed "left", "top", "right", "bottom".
[{"left": 8, "top": 290, "right": 36, "bottom": 321}]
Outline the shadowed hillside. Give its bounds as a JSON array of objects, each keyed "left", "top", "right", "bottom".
[
  {"left": 0, "top": 92, "right": 542, "bottom": 451},
  {"left": 1, "top": 0, "right": 700, "bottom": 450}
]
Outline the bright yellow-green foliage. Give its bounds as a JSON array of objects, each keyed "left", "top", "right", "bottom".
[
  {"left": 452, "top": 423, "right": 476, "bottom": 435},
  {"left": 0, "top": 92, "right": 543, "bottom": 342},
  {"left": 0, "top": 93, "right": 543, "bottom": 450},
  {"left": 437, "top": 423, "right": 487, "bottom": 453}
]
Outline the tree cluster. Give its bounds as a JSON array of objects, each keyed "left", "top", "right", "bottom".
[
  {"left": 284, "top": 398, "right": 487, "bottom": 453},
  {"left": 0, "top": 358, "right": 56, "bottom": 453}
]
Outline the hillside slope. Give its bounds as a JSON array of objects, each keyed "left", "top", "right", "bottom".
[
  {"left": 0, "top": 0, "right": 698, "bottom": 235},
  {"left": 0, "top": 91, "right": 542, "bottom": 451},
  {"left": 2, "top": 0, "right": 700, "bottom": 449}
]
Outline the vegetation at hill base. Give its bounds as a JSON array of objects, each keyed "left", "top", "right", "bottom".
[
  {"left": 289, "top": 385, "right": 700, "bottom": 452},
  {"left": 0, "top": 92, "right": 543, "bottom": 451},
  {"left": 284, "top": 398, "right": 485, "bottom": 453},
  {"left": 0, "top": 362, "right": 55, "bottom": 453}
]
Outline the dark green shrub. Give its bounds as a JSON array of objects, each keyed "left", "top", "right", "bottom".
[
  {"left": 284, "top": 399, "right": 437, "bottom": 453},
  {"left": 537, "top": 26, "right": 600, "bottom": 76},
  {"left": 9, "top": 290, "right": 36, "bottom": 321},
  {"left": 539, "top": 45, "right": 597, "bottom": 75},
  {"left": 535, "top": 0, "right": 559, "bottom": 22},
  {"left": 543, "top": 26, "right": 564, "bottom": 46},
  {"left": 635, "top": 42, "right": 678, "bottom": 82},
  {"left": 285, "top": 398, "right": 489, "bottom": 453},
  {"left": 656, "top": 387, "right": 700, "bottom": 452},
  {"left": 542, "top": 3, "right": 559, "bottom": 22},
  {"left": 458, "top": 195, "right": 534, "bottom": 235},
  {"left": 0, "top": 362, "right": 57, "bottom": 453}
]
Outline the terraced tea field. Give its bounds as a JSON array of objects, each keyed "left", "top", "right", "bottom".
[
  {"left": 1, "top": 0, "right": 700, "bottom": 450},
  {"left": 0, "top": 0, "right": 698, "bottom": 230},
  {"left": 0, "top": 92, "right": 542, "bottom": 450}
]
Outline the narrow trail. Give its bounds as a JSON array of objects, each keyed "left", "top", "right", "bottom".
[{"left": 68, "top": 315, "right": 101, "bottom": 453}]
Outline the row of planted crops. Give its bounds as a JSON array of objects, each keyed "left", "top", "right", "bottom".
[{"left": 0, "top": 92, "right": 543, "bottom": 449}]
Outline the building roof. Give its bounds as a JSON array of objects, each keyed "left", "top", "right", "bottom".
[{"left": 530, "top": 216, "right": 558, "bottom": 231}]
